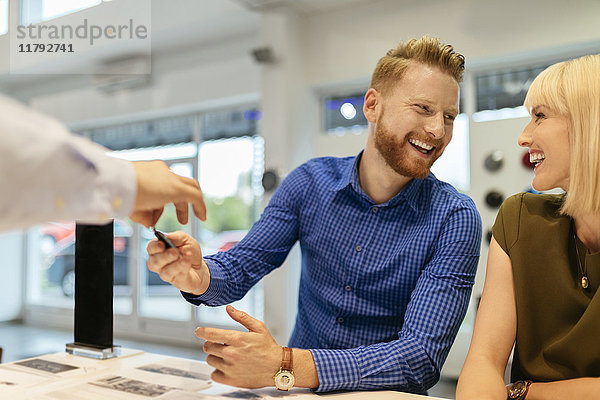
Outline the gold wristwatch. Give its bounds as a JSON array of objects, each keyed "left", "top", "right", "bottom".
[
  {"left": 273, "top": 346, "right": 295, "bottom": 391},
  {"left": 507, "top": 380, "right": 532, "bottom": 400}
]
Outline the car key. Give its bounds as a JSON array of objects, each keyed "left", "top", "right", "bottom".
[{"left": 152, "top": 227, "right": 177, "bottom": 249}]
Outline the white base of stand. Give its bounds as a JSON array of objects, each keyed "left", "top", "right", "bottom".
[{"left": 65, "top": 342, "right": 121, "bottom": 360}]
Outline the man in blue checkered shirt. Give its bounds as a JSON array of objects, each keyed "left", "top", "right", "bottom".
[{"left": 147, "top": 36, "right": 482, "bottom": 394}]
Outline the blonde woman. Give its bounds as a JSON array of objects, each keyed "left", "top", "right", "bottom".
[{"left": 457, "top": 54, "right": 600, "bottom": 400}]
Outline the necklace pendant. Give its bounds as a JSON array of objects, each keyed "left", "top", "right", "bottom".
[{"left": 581, "top": 276, "right": 589, "bottom": 289}]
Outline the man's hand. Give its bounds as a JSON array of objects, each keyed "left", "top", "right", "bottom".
[
  {"left": 196, "top": 305, "right": 281, "bottom": 388},
  {"left": 130, "top": 160, "right": 207, "bottom": 227},
  {"left": 146, "top": 231, "right": 210, "bottom": 295}
]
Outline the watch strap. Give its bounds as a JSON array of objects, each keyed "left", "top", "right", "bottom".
[{"left": 281, "top": 347, "right": 293, "bottom": 371}]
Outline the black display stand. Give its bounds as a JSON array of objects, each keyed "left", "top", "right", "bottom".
[{"left": 65, "top": 221, "right": 120, "bottom": 359}]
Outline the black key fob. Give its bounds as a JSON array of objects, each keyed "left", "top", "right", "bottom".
[{"left": 152, "top": 227, "right": 176, "bottom": 249}]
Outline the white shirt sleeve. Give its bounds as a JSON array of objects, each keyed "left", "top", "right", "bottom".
[{"left": 0, "top": 94, "right": 137, "bottom": 231}]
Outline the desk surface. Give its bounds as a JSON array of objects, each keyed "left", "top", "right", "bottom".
[{"left": 0, "top": 351, "right": 449, "bottom": 400}]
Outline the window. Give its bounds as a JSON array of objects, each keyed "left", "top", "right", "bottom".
[
  {"left": 430, "top": 113, "right": 470, "bottom": 192},
  {"left": 25, "top": 107, "right": 264, "bottom": 341},
  {"left": 81, "top": 116, "right": 195, "bottom": 151},
  {"left": 202, "top": 108, "right": 260, "bottom": 140},
  {"left": 323, "top": 93, "right": 368, "bottom": 134},
  {"left": 27, "top": 219, "right": 135, "bottom": 312},
  {"left": 475, "top": 65, "right": 548, "bottom": 112},
  {"left": 0, "top": 0, "right": 7, "bottom": 35},
  {"left": 472, "top": 54, "right": 597, "bottom": 113},
  {"left": 197, "top": 136, "right": 265, "bottom": 325},
  {"left": 21, "top": 0, "right": 103, "bottom": 25},
  {"left": 110, "top": 144, "right": 200, "bottom": 320}
]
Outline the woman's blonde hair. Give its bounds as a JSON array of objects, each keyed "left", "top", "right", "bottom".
[
  {"left": 524, "top": 54, "right": 600, "bottom": 216},
  {"left": 370, "top": 36, "right": 465, "bottom": 95}
]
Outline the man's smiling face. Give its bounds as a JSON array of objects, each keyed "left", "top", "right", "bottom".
[{"left": 372, "top": 62, "right": 459, "bottom": 179}]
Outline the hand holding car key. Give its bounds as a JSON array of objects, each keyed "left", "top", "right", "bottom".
[
  {"left": 152, "top": 227, "right": 181, "bottom": 254},
  {"left": 146, "top": 227, "right": 209, "bottom": 296}
]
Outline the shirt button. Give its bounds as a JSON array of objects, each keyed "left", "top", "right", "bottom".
[
  {"left": 344, "top": 285, "right": 352, "bottom": 292},
  {"left": 372, "top": 207, "right": 379, "bottom": 213},
  {"left": 355, "top": 245, "right": 362, "bottom": 252},
  {"left": 112, "top": 196, "right": 123, "bottom": 210},
  {"left": 54, "top": 196, "right": 65, "bottom": 211},
  {"left": 336, "top": 317, "right": 345, "bottom": 324}
]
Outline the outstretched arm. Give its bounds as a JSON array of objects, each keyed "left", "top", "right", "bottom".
[
  {"left": 179, "top": 164, "right": 309, "bottom": 306},
  {"left": 146, "top": 165, "right": 311, "bottom": 309},
  {"left": 199, "top": 204, "right": 481, "bottom": 393},
  {"left": 0, "top": 94, "right": 205, "bottom": 231},
  {"left": 456, "top": 236, "right": 517, "bottom": 400}
]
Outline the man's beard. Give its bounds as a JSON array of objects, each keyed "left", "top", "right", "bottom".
[{"left": 373, "top": 117, "right": 443, "bottom": 179}]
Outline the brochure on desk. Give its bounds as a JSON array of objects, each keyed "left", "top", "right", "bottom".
[
  {"left": 42, "top": 356, "right": 214, "bottom": 399},
  {"left": 0, "top": 352, "right": 111, "bottom": 397},
  {"left": 0, "top": 352, "right": 377, "bottom": 400},
  {"left": 0, "top": 352, "right": 301, "bottom": 400}
]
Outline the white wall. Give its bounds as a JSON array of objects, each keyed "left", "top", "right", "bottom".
[
  {"left": 302, "top": 0, "right": 600, "bottom": 87},
  {"left": 257, "top": 9, "right": 309, "bottom": 344},
  {"left": 27, "top": 35, "right": 262, "bottom": 124},
  {"left": 469, "top": 116, "right": 533, "bottom": 290}
]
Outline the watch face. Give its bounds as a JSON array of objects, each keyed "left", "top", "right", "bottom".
[
  {"left": 508, "top": 381, "right": 526, "bottom": 398},
  {"left": 274, "top": 370, "right": 295, "bottom": 390}
]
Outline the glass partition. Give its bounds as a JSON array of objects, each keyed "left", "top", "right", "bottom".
[
  {"left": 21, "top": 0, "right": 102, "bottom": 25},
  {"left": 138, "top": 160, "right": 195, "bottom": 321},
  {"left": 24, "top": 109, "right": 264, "bottom": 342},
  {"left": 28, "top": 218, "right": 133, "bottom": 316},
  {"left": 196, "top": 136, "right": 264, "bottom": 324},
  {"left": 0, "top": 0, "right": 8, "bottom": 35}
]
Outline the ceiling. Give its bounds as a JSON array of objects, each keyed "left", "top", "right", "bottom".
[
  {"left": 149, "top": 0, "right": 372, "bottom": 53},
  {"left": 0, "top": 0, "right": 373, "bottom": 94},
  {"left": 231, "top": 0, "right": 372, "bottom": 13}
]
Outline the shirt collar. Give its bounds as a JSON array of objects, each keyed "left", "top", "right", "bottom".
[
  {"left": 398, "top": 178, "right": 423, "bottom": 213},
  {"left": 332, "top": 150, "right": 425, "bottom": 213},
  {"left": 332, "top": 151, "right": 361, "bottom": 193}
]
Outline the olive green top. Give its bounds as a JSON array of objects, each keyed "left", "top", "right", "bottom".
[{"left": 493, "top": 193, "right": 600, "bottom": 382}]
